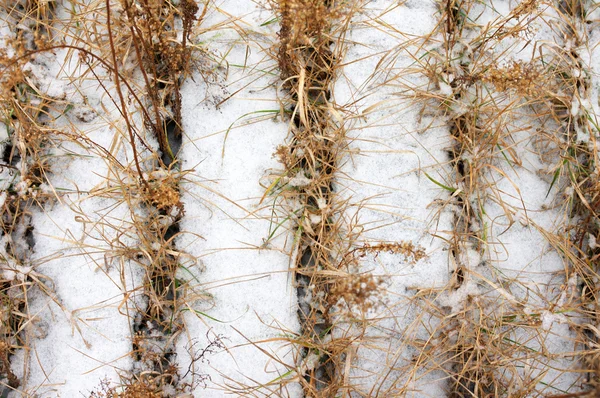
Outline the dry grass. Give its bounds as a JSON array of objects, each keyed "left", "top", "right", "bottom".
[
  {"left": 391, "top": 0, "right": 593, "bottom": 396},
  {"left": 0, "top": 0, "right": 66, "bottom": 389},
  {"left": 76, "top": 0, "right": 207, "bottom": 394},
  {"left": 218, "top": 0, "right": 600, "bottom": 395},
  {"left": 1, "top": 0, "right": 600, "bottom": 395},
  {"left": 539, "top": 1, "right": 600, "bottom": 395},
  {"left": 107, "top": 0, "right": 202, "bottom": 165},
  {"left": 259, "top": 1, "right": 440, "bottom": 396},
  {"left": 264, "top": 0, "right": 364, "bottom": 395},
  {"left": 0, "top": 0, "right": 208, "bottom": 393}
]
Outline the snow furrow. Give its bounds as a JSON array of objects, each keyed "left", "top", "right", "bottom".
[
  {"left": 17, "top": 69, "right": 143, "bottom": 397},
  {"left": 335, "top": 1, "right": 452, "bottom": 395},
  {"left": 6, "top": 3, "right": 145, "bottom": 395},
  {"left": 175, "top": 2, "right": 300, "bottom": 396}
]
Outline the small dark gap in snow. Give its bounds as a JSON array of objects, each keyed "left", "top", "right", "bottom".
[
  {"left": 161, "top": 118, "right": 182, "bottom": 167},
  {"left": 163, "top": 221, "right": 180, "bottom": 244},
  {"left": 2, "top": 144, "right": 17, "bottom": 166},
  {"left": 24, "top": 225, "right": 35, "bottom": 250}
]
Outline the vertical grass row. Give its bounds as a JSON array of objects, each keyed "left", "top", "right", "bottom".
[
  {"left": 0, "top": 0, "right": 61, "bottom": 391},
  {"left": 427, "top": 2, "right": 501, "bottom": 394},
  {"left": 414, "top": 1, "right": 577, "bottom": 395},
  {"left": 53, "top": 0, "right": 212, "bottom": 394},
  {"left": 265, "top": 0, "right": 365, "bottom": 395},
  {"left": 95, "top": 0, "right": 204, "bottom": 393},
  {"left": 546, "top": 0, "right": 600, "bottom": 394}
]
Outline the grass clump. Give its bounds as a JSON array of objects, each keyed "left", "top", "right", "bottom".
[
  {"left": 540, "top": 0, "right": 600, "bottom": 394},
  {"left": 265, "top": 0, "right": 363, "bottom": 395},
  {"left": 401, "top": 0, "right": 587, "bottom": 395},
  {"left": 115, "top": 0, "right": 202, "bottom": 165},
  {"left": 0, "top": 6, "right": 65, "bottom": 389}
]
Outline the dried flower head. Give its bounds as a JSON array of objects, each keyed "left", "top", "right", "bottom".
[{"left": 484, "top": 61, "right": 544, "bottom": 96}]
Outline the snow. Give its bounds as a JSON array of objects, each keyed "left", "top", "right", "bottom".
[
  {"left": 0, "top": 0, "right": 597, "bottom": 396},
  {"left": 334, "top": 1, "right": 451, "bottom": 396},
  {"left": 173, "top": 1, "right": 300, "bottom": 395},
  {"left": 14, "top": 107, "right": 144, "bottom": 396},
  {"left": 2, "top": 3, "right": 145, "bottom": 392},
  {"left": 17, "top": 199, "right": 141, "bottom": 397}
]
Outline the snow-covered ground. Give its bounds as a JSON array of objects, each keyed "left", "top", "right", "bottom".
[
  {"left": 9, "top": 36, "right": 144, "bottom": 398},
  {"left": 1, "top": 0, "right": 598, "bottom": 396},
  {"left": 174, "top": 2, "right": 300, "bottom": 396},
  {"left": 335, "top": 1, "right": 451, "bottom": 396}
]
